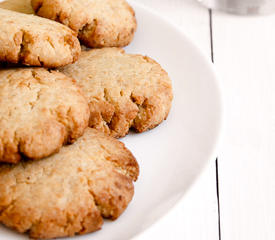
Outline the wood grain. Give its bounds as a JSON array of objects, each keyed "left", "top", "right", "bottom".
[{"left": 213, "top": 11, "right": 275, "bottom": 240}]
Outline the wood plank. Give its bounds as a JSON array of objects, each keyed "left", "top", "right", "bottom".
[
  {"left": 135, "top": 1, "right": 219, "bottom": 239},
  {"left": 212, "top": 11, "right": 275, "bottom": 240}
]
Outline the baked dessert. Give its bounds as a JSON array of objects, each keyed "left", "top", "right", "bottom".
[
  {"left": 31, "top": 0, "right": 137, "bottom": 48},
  {"left": 0, "top": 8, "right": 80, "bottom": 67},
  {"left": 0, "top": 128, "right": 139, "bottom": 239},
  {"left": 0, "top": 68, "right": 90, "bottom": 163},
  {"left": 59, "top": 48, "right": 173, "bottom": 138}
]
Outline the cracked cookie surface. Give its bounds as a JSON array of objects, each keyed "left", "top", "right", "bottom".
[
  {"left": 0, "top": 68, "right": 90, "bottom": 163},
  {"left": 0, "top": 128, "right": 139, "bottom": 239},
  {"left": 0, "top": 8, "right": 80, "bottom": 67},
  {"left": 59, "top": 48, "right": 173, "bottom": 138},
  {"left": 31, "top": 0, "right": 136, "bottom": 48}
]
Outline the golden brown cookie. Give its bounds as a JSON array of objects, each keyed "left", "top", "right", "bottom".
[
  {"left": 0, "top": 8, "right": 80, "bottom": 67},
  {"left": 0, "top": 68, "right": 90, "bottom": 163},
  {"left": 0, "top": 0, "right": 34, "bottom": 14},
  {"left": 59, "top": 48, "right": 173, "bottom": 138},
  {"left": 0, "top": 128, "right": 139, "bottom": 239},
  {"left": 31, "top": 0, "right": 137, "bottom": 48}
]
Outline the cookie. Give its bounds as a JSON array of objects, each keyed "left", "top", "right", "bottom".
[
  {"left": 0, "top": 128, "right": 139, "bottom": 239},
  {"left": 31, "top": 0, "right": 137, "bottom": 48},
  {"left": 0, "top": 8, "right": 80, "bottom": 67},
  {"left": 0, "top": 68, "right": 90, "bottom": 163},
  {"left": 0, "top": 0, "right": 34, "bottom": 14},
  {"left": 59, "top": 48, "right": 173, "bottom": 138}
]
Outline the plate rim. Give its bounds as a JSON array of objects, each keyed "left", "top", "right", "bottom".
[{"left": 128, "top": 0, "right": 224, "bottom": 239}]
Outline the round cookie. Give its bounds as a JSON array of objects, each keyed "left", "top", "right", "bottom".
[
  {"left": 0, "top": 128, "right": 139, "bottom": 239},
  {"left": 0, "top": 68, "right": 90, "bottom": 163},
  {"left": 0, "top": 8, "right": 80, "bottom": 67},
  {"left": 59, "top": 48, "right": 173, "bottom": 138},
  {"left": 31, "top": 0, "right": 137, "bottom": 48},
  {"left": 0, "top": 0, "right": 34, "bottom": 14}
]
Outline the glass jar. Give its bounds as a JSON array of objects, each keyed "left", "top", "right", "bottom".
[{"left": 198, "top": 0, "right": 275, "bottom": 15}]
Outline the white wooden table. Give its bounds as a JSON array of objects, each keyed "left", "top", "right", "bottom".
[{"left": 135, "top": 0, "right": 275, "bottom": 239}]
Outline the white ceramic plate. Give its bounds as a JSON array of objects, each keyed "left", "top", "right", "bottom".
[{"left": 0, "top": 1, "right": 223, "bottom": 239}]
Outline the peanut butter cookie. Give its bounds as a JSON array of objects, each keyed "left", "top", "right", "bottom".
[
  {"left": 0, "top": 8, "right": 80, "bottom": 67},
  {"left": 59, "top": 48, "right": 173, "bottom": 138},
  {"left": 0, "top": 68, "right": 90, "bottom": 163},
  {"left": 0, "top": 0, "right": 34, "bottom": 14},
  {"left": 31, "top": 0, "right": 137, "bottom": 48},
  {"left": 0, "top": 128, "right": 139, "bottom": 239}
]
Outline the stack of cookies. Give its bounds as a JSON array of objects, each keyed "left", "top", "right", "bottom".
[{"left": 0, "top": 0, "right": 173, "bottom": 239}]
